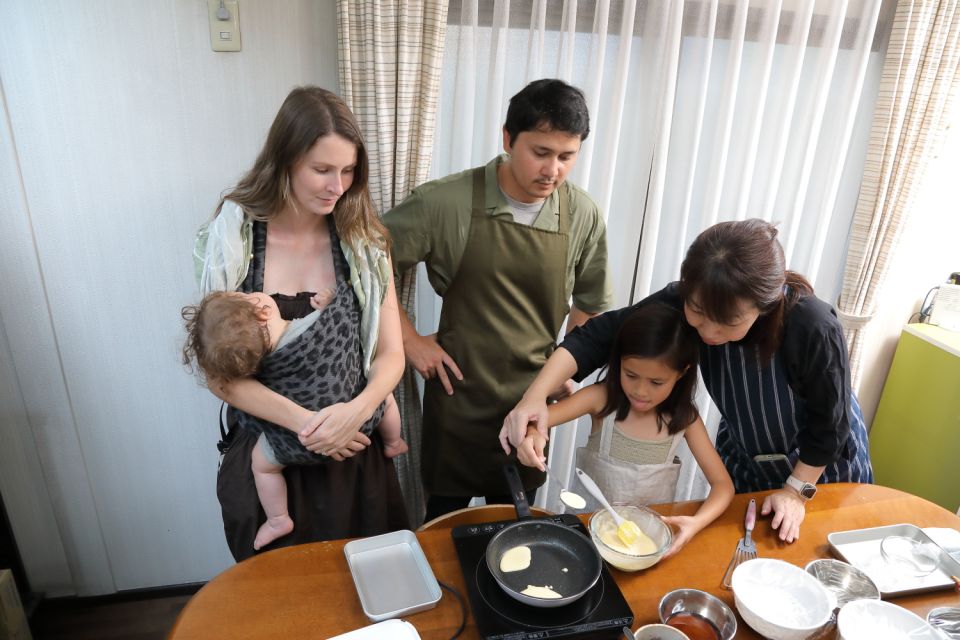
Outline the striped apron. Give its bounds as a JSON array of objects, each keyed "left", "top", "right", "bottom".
[{"left": 701, "top": 343, "right": 874, "bottom": 493}]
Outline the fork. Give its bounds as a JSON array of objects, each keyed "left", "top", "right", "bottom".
[{"left": 721, "top": 498, "right": 757, "bottom": 589}]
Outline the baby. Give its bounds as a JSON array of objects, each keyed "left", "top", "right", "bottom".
[{"left": 182, "top": 289, "right": 407, "bottom": 550}]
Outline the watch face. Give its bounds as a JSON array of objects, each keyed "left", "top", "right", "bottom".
[{"left": 800, "top": 484, "right": 817, "bottom": 499}]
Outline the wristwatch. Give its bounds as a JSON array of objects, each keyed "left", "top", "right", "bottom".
[{"left": 784, "top": 475, "right": 817, "bottom": 501}]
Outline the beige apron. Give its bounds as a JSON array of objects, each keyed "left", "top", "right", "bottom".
[
  {"left": 421, "top": 168, "right": 571, "bottom": 496},
  {"left": 573, "top": 413, "right": 683, "bottom": 508}
]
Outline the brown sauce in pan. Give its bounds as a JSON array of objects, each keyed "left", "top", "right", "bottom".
[{"left": 665, "top": 612, "right": 720, "bottom": 640}]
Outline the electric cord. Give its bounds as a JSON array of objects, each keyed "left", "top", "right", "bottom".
[
  {"left": 438, "top": 580, "right": 467, "bottom": 639},
  {"left": 918, "top": 286, "right": 940, "bottom": 323}
]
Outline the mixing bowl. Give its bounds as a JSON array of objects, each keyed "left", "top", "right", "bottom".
[
  {"left": 588, "top": 504, "right": 672, "bottom": 572},
  {"left": 658, "top": 588, "right": 737, "bottom": 640},
  {"left": 927, "top": 606, "right": 960, "bottom": 639},
  {"left": 838, "top": 598, "right": 942, "bottom": 639},
  {"left": 804, "top": 558, "right": 880, "bottom": 608},
  {"left": 731, "top": 558, "right": 833, "bottom": 640}
]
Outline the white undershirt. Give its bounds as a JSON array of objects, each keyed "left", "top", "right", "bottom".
[{"left": 499, "top": 187, "right": 545, "bottom": 226}]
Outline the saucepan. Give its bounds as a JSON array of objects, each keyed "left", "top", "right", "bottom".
[{"left": 484, "top": 464, "right": 602, "bottom": 608}]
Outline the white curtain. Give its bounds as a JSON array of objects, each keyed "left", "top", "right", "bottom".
[{"left": 426, "top": 0, "right": 889, "bottom": 507}]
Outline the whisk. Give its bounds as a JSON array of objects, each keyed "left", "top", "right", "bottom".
[{"left": 721, "top": 498, "right": 757, "bottom": 589}]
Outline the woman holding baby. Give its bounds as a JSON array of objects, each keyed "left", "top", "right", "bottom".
[{"left": 191, "top": 86, "right": 408, "bottom": 560}]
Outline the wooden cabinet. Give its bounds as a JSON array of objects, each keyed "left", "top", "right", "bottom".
[{"left": 869, "top": 324, "right": 960, "bottom": 512}]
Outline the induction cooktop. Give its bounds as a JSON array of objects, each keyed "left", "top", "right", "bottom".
[{"left": 451, "top": 513, "right": 634, "bottom": 639}]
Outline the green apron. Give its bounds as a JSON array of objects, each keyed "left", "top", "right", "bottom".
[{"left": 421, "top": 168, "right": 571, "bottom": 496}]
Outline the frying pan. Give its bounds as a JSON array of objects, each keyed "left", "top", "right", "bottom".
[{"left": 484, "top": 464, "right": 602, "bottom": 608}]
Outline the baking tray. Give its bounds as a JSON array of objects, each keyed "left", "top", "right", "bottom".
[
  {"left": 344, "top": 529, "right": 441, "bottom": 622},
  {"left": 828, "top": 523, "right": 960, "bottom": 598}
]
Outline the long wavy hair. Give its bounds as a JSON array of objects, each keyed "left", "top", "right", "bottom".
[
  {"left": 216, "top": 86, "right": 387, "bottom": 250},
  {"left": 599, "top": 303, "right": 700, "bottom": 435},
  {"left": 677, "top": 219, "right": 812, "bottom": 362}
]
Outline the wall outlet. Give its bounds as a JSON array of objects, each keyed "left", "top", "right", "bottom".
[{"left": 207, "top": 0, "right": 241, "bottom": 52}]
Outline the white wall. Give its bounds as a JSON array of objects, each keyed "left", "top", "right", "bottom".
[{"left": 0, "top": 0, "right": 339, "bottom": 596}]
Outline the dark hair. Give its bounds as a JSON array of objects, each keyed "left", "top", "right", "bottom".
[
  {"left": 599, "top": 303, "right": 699, "bottom": 435},
  {"left": 677, "top": 219, "right": 813, "bottom": 362},
  {"left": 217, "top": 85, "right": 387, "bottom": 250},
  {"left": 182, "top": 292, "right": 270, "bottom": 386},
  {"left": 503, "top": 79, "right": 590, "bottom": 144}
]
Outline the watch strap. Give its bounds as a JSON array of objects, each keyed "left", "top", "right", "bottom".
[{"left": 784, "top": 475, "right": 816, "bottom": 500}]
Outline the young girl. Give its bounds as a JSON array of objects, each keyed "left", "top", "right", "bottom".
[
  {"left": 516, "top": 302, "right": 733, "bottom": 557},
  {"left": 182, "top": 290, "right": 406, "bottom": 551}
]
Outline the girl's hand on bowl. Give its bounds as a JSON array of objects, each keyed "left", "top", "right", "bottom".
[
  {"left": 661, "top": 515, "right": 697, "bottom": 558},
  {"left": 760, "top": 489, "right": 806, "bottom": 543}
]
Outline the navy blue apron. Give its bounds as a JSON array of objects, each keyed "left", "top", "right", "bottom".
[{"left": 701, "top": 342, "right": 873, "bottom": 494}]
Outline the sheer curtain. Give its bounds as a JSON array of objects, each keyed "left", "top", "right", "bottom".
[{"left": 426, "top": 0, "right": 889, "bottom": 507}]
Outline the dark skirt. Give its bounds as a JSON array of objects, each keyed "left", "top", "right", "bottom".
[{"left": 217, "top": 427, "right": 410, "bottom": 561}]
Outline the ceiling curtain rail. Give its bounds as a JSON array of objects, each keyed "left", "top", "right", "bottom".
[{"left": 448, "top": 0, "right": 893, "bottom": 50}]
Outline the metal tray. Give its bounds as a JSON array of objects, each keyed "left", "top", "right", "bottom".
[
  {"left": 828, "top": 523, "right": 960, "bottom": 598},
  {"left": 344, "top": 529, "right": 441, "bottom": 622}
]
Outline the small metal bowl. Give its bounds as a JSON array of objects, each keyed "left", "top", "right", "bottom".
[
  {"left": 804, "top": 559, "right": 880, "bottom": 608},
  {"left": 658, "top": 588, "right": 737, "bottom": 640},
  {"left": 927, "top": 607, "right": 960, "bottom": 639}
]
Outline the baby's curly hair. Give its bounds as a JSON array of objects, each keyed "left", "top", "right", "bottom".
[{"left": 182, "top": 292, "right": 270, "bottom": 386}]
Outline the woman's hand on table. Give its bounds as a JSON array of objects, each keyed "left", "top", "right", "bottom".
[
  {"left": 761, "top": 489, "right": 806, "bottom": 543},
  {"left": 299, "top": 400, "right": 373, "bottom": 458}
]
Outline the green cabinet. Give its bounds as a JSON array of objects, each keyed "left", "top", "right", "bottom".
[{"left": 870, "top": 324, "right": 960, "bottom": 512}]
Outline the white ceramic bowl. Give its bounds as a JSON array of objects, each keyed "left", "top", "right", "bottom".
[
  {"left": 838, "top": 599, "right": 943, "bottom": 639},
  {"left": 633, "top": 624, "right": 690, "bottom": 640},
  {"left": 731, "top": 558, "right": 833, "bottom": 640},
  {"left": 588, "top": 504, "right": 672, "bottom": 572}
]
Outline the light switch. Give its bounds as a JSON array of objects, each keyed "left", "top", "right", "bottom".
[{"left": 207, "top": 0, "right": 241, "bottom": 52}]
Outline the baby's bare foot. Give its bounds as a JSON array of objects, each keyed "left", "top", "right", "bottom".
[
  {"left": 310, "top": 288, "right": 336, "bottom": 311},
  {"left": 383, "top": 438, "right": 409, "bottom": 458},
  {"left": 253, "top": 514, "right": 294, "bottom": 550}
]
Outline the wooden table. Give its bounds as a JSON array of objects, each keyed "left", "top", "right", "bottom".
[{"left": 169, "top": 484, "right": 960, "bottom": 639}]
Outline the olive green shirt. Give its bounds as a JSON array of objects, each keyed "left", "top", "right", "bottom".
[{"left": 383, "top": 155, "right": 612, "bottom": 313}]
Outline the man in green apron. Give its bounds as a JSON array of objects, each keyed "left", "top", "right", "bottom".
[{"left": 384, "top": 79, "right": 612, "bottom": 521}]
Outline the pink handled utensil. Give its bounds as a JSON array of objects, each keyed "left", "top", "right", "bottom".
[{"left": 721, "top": 498, "right": 758, "bottom": 589}]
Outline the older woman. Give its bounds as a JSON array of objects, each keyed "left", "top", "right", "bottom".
[
  {"left": 503, "top": 219, "right": 872, "bottom": 544},
  {"left": 194, "top": 86, "right": 408, "bottom": 559}
]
